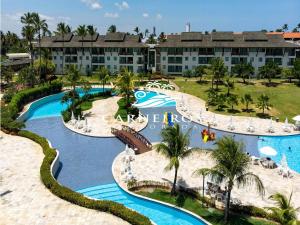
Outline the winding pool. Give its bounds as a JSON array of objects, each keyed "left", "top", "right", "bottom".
[{"left": 23, "top": 89, "right": 300, "bottom": 224}]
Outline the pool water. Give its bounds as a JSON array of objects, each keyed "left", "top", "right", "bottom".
[
  {"left": 26, "top": 88, "right": 110, "bottom": 120},
  {"left": 257, "top": 135, "right": 300, "bottom": 173},
  {"left": 134, "top": 90, "right": 176, "bottom": 108},
  {"left": 77, "top": 183, "right": 205, "bottom": 225}
]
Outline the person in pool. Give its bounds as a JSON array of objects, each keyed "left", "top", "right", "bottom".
[{"left": 288, "top": 146, "right": 292, "bottom": 152}]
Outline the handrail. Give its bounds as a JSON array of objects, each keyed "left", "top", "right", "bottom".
[{"left": 121, "top": 125, "right": 152, "bottom": 148}]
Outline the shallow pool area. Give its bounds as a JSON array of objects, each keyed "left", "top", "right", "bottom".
[
  {"left": 257, "top": 135, "right": 300, "bottom": 173},
  {"left": 134, "top": 90, "right": 176, "bottom": 108}
]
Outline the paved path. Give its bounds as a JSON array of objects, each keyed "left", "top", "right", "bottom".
[
  {"left": 0, "top": 131, "right": 129, "bottom": 225},
  {"left": 149, "top": 88, "right": 300, "bottom": 136}
]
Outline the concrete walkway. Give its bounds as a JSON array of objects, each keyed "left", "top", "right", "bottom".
[
  {"left": 0, "top": 131, "right": 129, "bottom": 225},
  {"left": 149, "top": 88, "right": 300, "bottom": 136}
]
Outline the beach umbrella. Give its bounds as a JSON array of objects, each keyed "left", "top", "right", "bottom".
[
  {"left": 284, "top": 117, "right": 289, "bottom": 126},
  {"left": 229, "top": 116, "right": 233, "bottom": 125},
  {"left": 259, "top": 146, "right": 277, "bottom": 156},
  {"left": 71, "top": 111, "right": 75, "bottom": 121},
  {"left": 77, "top": 115, "right": 81, "bottom": 121},
  {"left": 269, "top": 117, "right": 273, "bottom": 127},
  {"left": 292, "top": 115, "right": 300, "bottom": 122},
  {"left": 85, "top": 117, "right": 88, "bottom": 127}
]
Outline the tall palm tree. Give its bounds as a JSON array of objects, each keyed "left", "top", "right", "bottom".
[
  {"left": 32, "top": 12, "right": 50, "bottom": 81},
  {"left": 56, "top": 22, "right": 71, "bottom": 75},
  {"left": 194, "top": 136, "right": 265, "bottom": 222},
  {"left": 108, "top": 25, "right": 117, "bottom": 33},
  {"left": 192, "top": 167, "right": 211, "bottom": 207},
  {"left": 87, "top": 25, "right": 97, "bottom": 74},
  {"left": 75, "top": 25, "right": 87, "bottom": 70},
  {"left": 21, "top": 12, "right": 34, "bottom": 25},
  {"left": 257, "top": 93, "right": 272, "bottom": 115},
  {"left": 144, "top": 29, "right": 149, "bottom": 38},
  {"left": 96, "top": 67, "right": 110, "bottom": 92},
  {"left": 115, "top": 68, "right": 136, "bottom": 107},
  {"left": 265, "top": 192, "right": 299, "bottom": 225},
  {"left": 156, "top": 124, "right": 193, "bottom": 195},
  {"left": 282, "top": 24, "right": 289, "bottom": 33},
  {"left": 134, "top": 26, "right": 140, "bottom": 35},
  {"left": 21, "top": 25, "right": 35, "bottom": 66},
  {"left": 210, "top": 57, "right": 227, "bottom": 90}
]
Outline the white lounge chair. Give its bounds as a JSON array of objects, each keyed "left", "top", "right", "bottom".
[
  {"left": 228, "top": 124, "right": 235, "bottom": 131},
  {"left": 267, "top": 126, "right": 275, "bottom": 133},
  {"left": 247, "top": 126, "right": 255, "bottom": 133}
]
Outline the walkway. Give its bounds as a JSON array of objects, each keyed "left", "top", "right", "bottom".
[
  {"left": 64, "top": 96, "right": 148, "bottom": 137},
  {"left": 150, "top": 88, "right": 300, "bottom": 136},
  {"left": 112, "top": 125, "right": 152, "bottom": 154},
  {"left": 0, "top": 131, "right": 129, "bottom": 225}
]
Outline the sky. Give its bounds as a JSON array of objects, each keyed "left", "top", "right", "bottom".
[{"left": 1, "top": 0, "right": 300, "bottom": 36}]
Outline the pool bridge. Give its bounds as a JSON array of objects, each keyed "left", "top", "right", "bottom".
[{"left": 111, "top": 125, "right": 152, "bottom": 154}]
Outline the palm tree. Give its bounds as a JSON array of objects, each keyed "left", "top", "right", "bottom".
[
  {"left": 265, "top": 192, "right": 299, "bottom": 225},
  {"left": 282, "top": 24, "right": 289, "bottom": 33},
  {"left": 32, "top": 12, "right": 50, "bottom": 81},
  {"left": 257, "top": 94, "right": 272, "bottom": 115},
  {"left": 75, "top": 25, "right": 87, "bottom": 70},
  {"left": 232, "top": 62, "right": 254, "bottom": 84},
  {"left": 192, "top": 168, "right": 211, "bottom": 207},
  {"left": 259, "top": 61, "right": 281, "bottom": 85},
  {"left": 224, "top": 75, "right": 234, "bottom": 96},
  {"left": 97, "top": 67, "right": 110, "bottom": 92},
  {"left": 108, "top": 25, "right": 117, "bottom": 33},
  {"left": 55, "top": 22, "right": 71, "bottom": 75},
  {"left": 115, "top": 68, "right": 136, "bottom": 108},
  {"left": 134, "top": 26, "right": 140, "bottom": 35},
  {"left": 144, "top": 29, "right": 149, "bottom": 38},
  {"left": 194, "top": 65, "right": 206, "bottom": 83},
  {"left": 194, "top": 136, "right": 265, "bottom": 222},
  {"left": 156, "top": 124, "right": 193, "bottom": 195},
  {"left": 210, "top": 57, "right": 227, "bottom": 90},
  {"left": 21, "top": 25, "right": 35, "bottom": 66},
  {"left": 87, "top": 25, "right": 97, "bottom": 74},
  {"left": 241, "top": 93, "right": 253, "bottom": 112},
  {"left": 227, "top": 94, "right": 239, "bottom": 111},
  {"left": 21, "top": 12, "right": 34, "bottom": 25},
  {"left": 158, "top": 32, "right": 167, "bottom": 43}
]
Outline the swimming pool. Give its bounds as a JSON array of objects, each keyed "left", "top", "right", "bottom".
[
  {"left": 257, "top": 135, "right": 300, "bottom": 173},
  {"left": 23, "top": 88, "right": 110, "bottom": 120}
]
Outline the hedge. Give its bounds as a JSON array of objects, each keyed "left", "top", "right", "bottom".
[
  {"left": 114, "top": 97, "right": 139, "bottom": 121},
  {"left": 1, "top": 82, "right": 63, "bottom": 132},
  {"left": 18, "top": 130, "right": 152, "bottom": 225}
]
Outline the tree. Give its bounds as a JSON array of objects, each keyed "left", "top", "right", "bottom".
[
  {"left": 115, "top": 67, "right": 136, "bottom": 108},
  {"left": 265, "top": 192, "right": 299, "bottom": 225},
  {"left": 224, "top": 75, "right": 234, "bottom": 96},
  {"left": 97, "top": 67, "right": 110, "bottom": 92},
  {"left": 215, "top": 93, "right": 227, "bottom": 111},
  {"left": 210, "top": 57, "right": 227, "bottom": 90},
  {"left": 158, "top": 32, "right": 167, "bottom": 42},
  {"left": 17, "top": 66, "right": 37, "bottom": 88},
  {"left": 195, "top": 136, "right": 265, "bottom": 222},
  {"left": 292, "top": 58, "right": 300, "bottom": 84},
  {"left": 156, "top": 123, "right": 193, "bottom": 195},
  {"left": 241, "top": 94, "right": 253, "bottom": 112},
  {"left": 1, "top": 65, "right": 14, "bottom": 84},
  {"left": 194, "top": 65, "right": 206, "bottom": 83},
  {"left": 133, "top": 26, "right": 140, "bottom": 35},
  {"left": 108, "top": 25, "right": 117, "bottom": 33},
  {"left": 193, "top": 168, "right": 211, "bottom": 207},
  {"left": 183, "top": 70, "right": 193, "bottom": 78},
  {"left": 75, "top": 25, "right": 87, "bottom": 70},
  {"left": 259, "top": 61, "right": 282, "bottom": 85},
  {"left": 32, "top": 12, "right": 50, "bottom": 81},
  {"left": 146, "top": 34, "right": 157, "bottom": 44},
  {"left": 227, "top": 94, "right": 239, "bottom": 111},
  {"left": 33, "top": 57, "right": 55, "bottom": 77},
  {"left": 63, "top": 64, "right": 82, "bottom": 112},
  {"left": 282, "top": 24, "right": 289, "bottom": 33},
  {"left": 232, "top": 62, "right": 254, "bottom": 84},
  {"left": 87, "top": 25, "right": 97, "bottom": 75},
  {"left": 144, "top": 29, "right": 149, "bottom": 38},
  {"left": 21, "top": 25, "right": 35, "bottom": 66},
  {"left": 55, "top": 22, "right": 71, "bottom": 75},
  {"left": 257, "top": 94, "right": 272, "bottom": 114}
]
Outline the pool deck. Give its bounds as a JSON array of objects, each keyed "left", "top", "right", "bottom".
[
  {"left": 0, "top": 131, "right": 129, "bottom": 225},
  {"left": 113, "top": 149, "right": 300, "bottom": 219},
  {"left": 64, "top": 96, "right": 148, "bottom": 137},
  {"left": 149, "top": 88, "right": 300, "bottom": 136}
]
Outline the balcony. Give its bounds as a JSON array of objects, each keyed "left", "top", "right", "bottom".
[
  {"left": 92, "top": 57, "right": 105, "bottom": 64},
  {"left": 120, "top": 57, "right": 133, "bottom": 64}
]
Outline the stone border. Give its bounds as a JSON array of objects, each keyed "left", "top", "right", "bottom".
[{"left": 112, "top": 151, "right": 212, "bottom": 225}]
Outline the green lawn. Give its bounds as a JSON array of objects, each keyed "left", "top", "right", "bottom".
[
  {"left": 173, "top": 78, "right": 300, "bottom": 121},
  {"left": 79, "top": 96, "right": 108, "bottom": 111},
  {"left": 137, "top": 189, "right": 276, "bottom": 225}
]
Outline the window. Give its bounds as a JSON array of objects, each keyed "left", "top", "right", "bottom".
[
  {"left": 265, "top": 58, "right": 273, "bottom": 64},
  {"left": 162, "top": 56, "right": 166, "bottom": 61},
  {"left": 185, "top": 65, "right": 188, "bottom": 70},
  {"left": 168, "top": 65, "right": 182, "bottom": 73},
  {"left": 192, "top": 57, "right": 196, "bottom": 61},
  {"left": 250, "top": 57, "right": 254, "bottom": 63},
  {"left": 225, "top": 57, "right": 229, "bottom": 62},
  {"left": 60, "top": 64, "right": 63, "bottom": 68},
  {"left": 231, "top": 57, "right": 239, "bottom": 65},
  {"left": 86, "top": 56, "right": 89, "bottom": 60},
  {"left": 53, "top": 56, "right": 57, "bottom": 60},
  {"left": 168, "top": 57, "right": 182, "bottom": 64},
  {"left": 274, "top": 58, "right": 282, "bottom": 65},
  {"left": 259, "top": 57, "right": 263, "bottom": 62},
  {"left": 107, "top": 65, "right": 111, "bottom": 70},
  {"left": 185, "top": 57, "right": 189, "bottom": 61},
  {"left": 114, "top": 56, "right": 117, "bottom": 61},
  {"left": 162, "top": 65, "right": 166, "bottom": 69},
  {"left": 199, "top": 57, "right": 213, "bottom": 64},
  {"left": 79, "top": 56, "right": 82, "bottom": 60},
  {"left": 60, "top": 56, "right": 63, "bottom": 60},
  {"left": 114, "top": 65, "right": 117, "bottom": 70},
  {"left": 107, "top": 56, "right": 110, "bottom": 61}
]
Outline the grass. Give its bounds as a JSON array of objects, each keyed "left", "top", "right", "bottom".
[
  {"left": 79, "top": 96, "right": 108, "bottom": 111},
  {"left": 137, "top": 189, "right": 276, "bottom": 225},
  {"left": 173, "top": 77, "right": 300, "bottom": 121}
]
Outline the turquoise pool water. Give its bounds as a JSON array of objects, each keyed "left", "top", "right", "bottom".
[
  {"left": 25, "top": 88, "right": 109, "bottom": 120},
  {"left": 257, "top": 135, "right": 300, "bottom": 173},
  {"left": 78, "top": 183, "right": 206, "bottom": 225},
  {"left": 134, "top": 90, "right": 176, "bottom": 108}
]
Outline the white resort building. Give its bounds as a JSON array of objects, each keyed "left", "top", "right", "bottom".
[{"left": 37, "top": 31, "right": 300, "bottom": 75}]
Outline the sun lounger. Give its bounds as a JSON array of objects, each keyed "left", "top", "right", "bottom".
[
  {"left": 247, "top": 126, "right": 255, "bottom": 133},
  {"left": 228, "top": 124, "right": 235, "bottom": 131}
]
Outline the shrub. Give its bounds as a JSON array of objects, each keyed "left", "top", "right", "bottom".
[
  {"left": 17, "top": 130, "right": 152, "bottom": 225},
  {"left": 114, "top": 97, "right": 139, "bottom": 121},
  {"left": 1, "top": 81, "right": 63, "bottom": 132}
]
